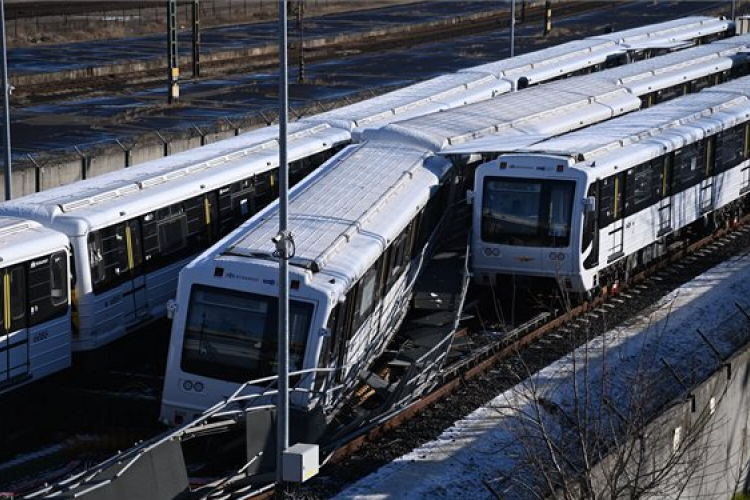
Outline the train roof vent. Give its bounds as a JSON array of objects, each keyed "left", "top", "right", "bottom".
[
  {"left": 138, "top": 175, "right": 168, "bottom": 189},
  {"left": 91, "top": 190, "right": 121, "bottom": 204},
  {"left": 60, "top": 199, "right": 91, "bottom": 212},
  {"left": 0, "top": 220, "right": 34, "bottom": 237},
  {"left": 289, "top": 124, "right": 329, "bottom": 140},
  {"left": 187, "top": 162, "right": 211, "bottom": 174}
]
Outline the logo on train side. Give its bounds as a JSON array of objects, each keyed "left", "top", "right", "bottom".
[{"left": 515, "top": 255, "right": 534, "bottom": 262}]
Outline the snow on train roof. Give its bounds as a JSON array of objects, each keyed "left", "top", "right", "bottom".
[
  {"left": 519, "top": 77, "right": 750, "bottom": 167},
  {"left": 590, "top": 15, "right": 731, "bottom": 45},
  {"left": 364, "top": 78, "right": 638, "bottom": 152},
  {"left": 438, "top": 38, "right": 750, "bottom": 156},
  {"left": 460, "top": 39, "right": 618, "bottom": 79},
  {"left": 588, "top": 34, "right": 750, "bottom": 86},
  {"left": 222, "top": 143, "right": 445, "bottom": 288},
  {"left": 0, "top": 217, "right": 67, "bottom": 265},
  {"left": 0, "top": 123, "right": 348, "bottom": 225},
  {"left": 304, "top": 71, "right": 510, "bottom": 133}
]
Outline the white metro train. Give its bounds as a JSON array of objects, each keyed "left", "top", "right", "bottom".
[
  {"left": 158, "top": 25, "right": 750, "bottom": 427},
  {"left": 470, "top": 75, "right": 750, "bottom": 295},
  {"left": 0, "top": 218, "right": 70, "bottom": 392},
  {"left": 159, "top": 138, "right": 459, "bottom": 428},
  {"left": 0, "top": 16, "right": 739, "bottom": 394}
]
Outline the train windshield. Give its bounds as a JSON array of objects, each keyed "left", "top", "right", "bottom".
[
  {"left": 180, "top": 284, "right": 314, "bottom": 383},
  {"left": 482, "top": 177, "right": 576, "bottom": 247}
]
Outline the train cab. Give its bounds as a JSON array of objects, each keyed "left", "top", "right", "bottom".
[
  {"left": 471, "top": 154, "right": 590, "bottom": 293},
  {"left": 0, "top": 218, "right": 71, "bottom": 394}
]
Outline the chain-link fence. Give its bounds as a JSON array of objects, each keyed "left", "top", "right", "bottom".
[{"left": 6, "top": 0, "right": 416, "bottom": 47}]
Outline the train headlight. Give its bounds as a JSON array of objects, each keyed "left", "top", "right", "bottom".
[
  {"left": 484, "top": 248, "right": 493, "bottom": 257},
  {"left": 194, "top": 382, "right": 205, "bottom": 393},
  {"left": 182, "top": 380, "right": 194, "bottom": 391}
]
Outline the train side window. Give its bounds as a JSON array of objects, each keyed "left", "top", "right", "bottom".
[
  {"left": 158, "top": 210, "right": 188, "bottom": 257},
  {"left": 626, "top": 162, "right": 657, "bottom": 215},
  {"left": 289, "top": 158, "right": 308, "bottom": 185},
  {"left": 183, "top": 195, "right": 211, "bottom": 252},
  {"left": 717, "top": 125, "right": 744, "bottom": 173},
  {"left": 690, "top": 76, "right": 711, "bottom": 93},
  {"left": 352, "top": 259, "right": 382, "bottom": 333},
  {"left": 672, "top": 142, "right": 704, "bottom": 192},
  {"left": 254, "top": 171, "right": 276, "bottom": 211},
  {"left": 581, "top": 184, "right": 597, "bottom": 253},
  {"left": 598, "top": 173, "right": 624, "bottom": 226},
  {"left": 125, "top": 219, "right": 143, "bottom": 275},
  {"left": 88, "top": 224, "right": 129, "bottom": 293},
  {"left": 28, "top": 252, "right": 68, "bottom": 327},
  {"left": 386, "top": 222, "right": 414, "bottom": 291},
  {"left": 705, "top": 136, "right": 716, "bottom": 178},
  {"left": 7, "top": 265, "right": 26, "bottom": 332},
  {"left": 49, "top": 252, "right": 69, "bottom": 308}
]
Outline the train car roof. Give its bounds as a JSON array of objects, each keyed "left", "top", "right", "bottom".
[
  {"left": 0, "top": 217, "right": 68, "bottom": 266},
  {"left": 439, "top": 37, "right": 750, "bottom": 155},
  {"left": 589, "top": 15, "right": 731, "bottom": 46},
  {"left": 304, "top": 71, "right": 510, "bottom": 134},
  {"left": 365, "top": 78, "right": 639, "bottom": 152},
  {"left": 211, "top": 142, "right": 449, "bottom": 295},
  {"left": 461, "top": 39, "right": 619, "bottom": 80},
  {"left": 512, "top": 77, "right": 750, "bottom": 174},
  {"left": 0, "top": 124, "right": 349, "bottom": 232}
]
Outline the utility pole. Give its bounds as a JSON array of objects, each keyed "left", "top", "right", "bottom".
[
  {"left": 510, "top": 0, "right": 515, "bottom": 57},
  {"left": 192, "top": 0, "right": 201, "bottom": 77},
  {"left": 167, "top": 0, "right": 179, "bottom": 104},
  {"left": 275, "top": 0, "right": 291, "bottom": 490},
  {"left": 0, "top": 0, "right": 11, "bottom": 200},
  {"left": 295, "top": 0, "right": 305, "bottom": 83}
]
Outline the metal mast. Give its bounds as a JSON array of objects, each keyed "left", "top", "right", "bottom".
[
  {"left": 167, "top": 0, "right": 179, "bottom": 104},
  {"left": 0, "top": 0, "right": 11, "bottom": 200},
  {"left": 275, "top": 0, "right": 291, "bottom": 487}
]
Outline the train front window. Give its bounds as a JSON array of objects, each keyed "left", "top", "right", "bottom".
[
  {"left": 482, "top": 177, "right": 575, "bottom": 247},
  {"left": 180, "top": 284, "right": 313, "bottom": 384}
]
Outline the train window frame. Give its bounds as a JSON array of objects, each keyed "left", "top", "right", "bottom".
[
  {"left": 598, "top": 172, "right": 625, "bottom": 227},
  {"left": 672, "top": 142, "right": 705, "bottom": 192},
  {"left": 386, "top": 222, "right": 414, "bottom": 291},
  {"left": 87, "top": 224, "right": 130, "bottom": 294},
  {"left": 717, "top": 124, "right": 744, "bottom": 174},
  {"left": 352, "top": 258, "right": 383, "bottom": 333},
  {"left": 6, "top": 264, "right": 26, "bottom": 332},
  {"left": 28, "top": 251, "right": 68, "bottom": 327}
]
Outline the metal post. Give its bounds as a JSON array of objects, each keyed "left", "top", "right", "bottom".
[
  {"left": 167, "top": 0, "right": 179, "bottom": 104},
  {"left": 0, "top": 0, "right": 10, "bottom": 201},
  {"left": 731, "top": 0, "right": 736, "bottom": 21},
  {"left": 510, "top": 0, "right": 515, "bottom": 57},
  {"left": 296, "top": 0, "right": 305, "bottom": 83},
  {"left": 276, "top": 0, "right": 290, "bottom": 487},
  {"left": 192, "top": 0, "right": 201, "bottom": 77},
  {"left": 543, "top": 0, "right": 552, "bottom": 36}
]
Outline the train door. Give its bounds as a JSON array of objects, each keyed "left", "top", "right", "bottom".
[
  {"left": 657, "top": 156, "right": 673, "bottom": 236},
  {"left": 124, "top": 219, "right": 148, "bottom": 325},
  {"left": 0, "top": 264, "right": 29, "bottom": 388},
  {"left": 88, "top": 223, "right": 146, "bottom": 334},
  {"left": 600, "top": 173, "right": 625, "bottom": 262},
  {"left": 699, "top": 137, "right": 716, "bottom": 214}
]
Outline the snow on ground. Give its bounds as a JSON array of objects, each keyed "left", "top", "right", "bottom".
[{"left": 334, "top": 253, "right": 750, "bottom": 500}]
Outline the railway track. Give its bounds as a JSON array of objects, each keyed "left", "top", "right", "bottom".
[
  {"left": 289, "top": 216, "right": 750, "bottom": 499},
  {"left": 5, "top": 216, "right": 750, "bottom": 498},
  {"left": 11, "top": 1, "right": 607, "bottom": 103}
]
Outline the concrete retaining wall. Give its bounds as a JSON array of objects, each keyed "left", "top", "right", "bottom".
[{"left": 589, "top": 320, "right": 750, "bottom": 498}]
